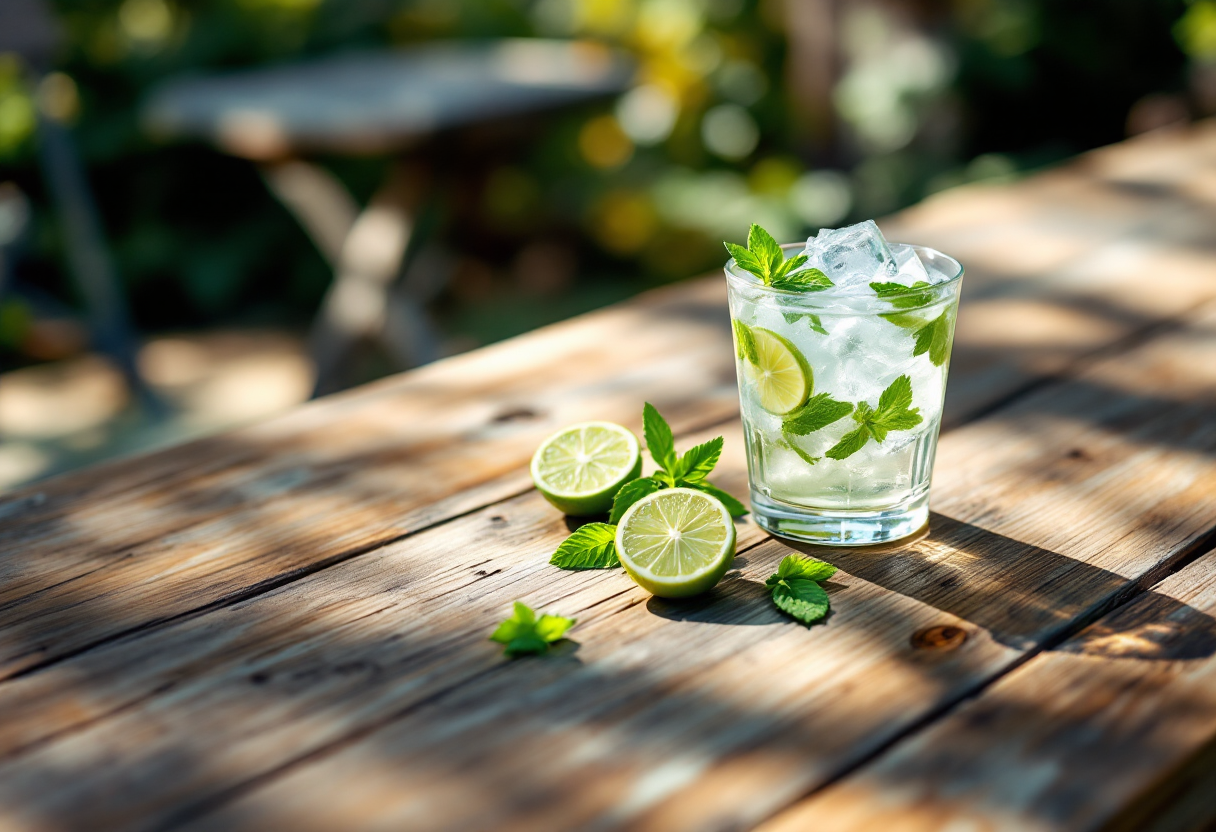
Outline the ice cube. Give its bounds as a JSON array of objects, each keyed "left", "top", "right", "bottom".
[
  {"left": 891, "top": 245, "right": 930, "bottom": 284},
  {"left": 802, "top": 220, "right": 897, "bottom": 291}
]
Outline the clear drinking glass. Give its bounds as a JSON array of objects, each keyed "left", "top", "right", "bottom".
[{"left": 726, "top": 243, "right": 964, "bottom": 546}]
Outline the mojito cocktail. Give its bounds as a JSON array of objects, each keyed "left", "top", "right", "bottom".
[{"left": 725, "top": 221, "right": 963, "bottom": 546}]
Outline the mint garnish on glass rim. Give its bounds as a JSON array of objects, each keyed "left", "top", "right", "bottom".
[{"left": 725, "top": 224, "right": 834, "bottom": 291}]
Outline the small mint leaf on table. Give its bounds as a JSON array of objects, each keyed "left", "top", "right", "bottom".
[
  {"left": 642, "top": 402, "right": 677, "bottom": 475},
  {"left": 490, "top": 601, "right": 576, "bottom": 656},
  {"left": 775, "top": 553, "right": 838, "bottom": 582},
  {"left": 783, "top": 393, "right": 854, "bottom": 436},
  {"left": 550, "top": 522, "right": 619, "bottom": 569},
  {"left": 684, "top": 480, "right": 748, "bottom": 518},
  {"left": 764, "top": 556, "right": 836, "bottom": 625},
  {"left": 674, "top": 436, "right": 723, "bottom": 483},
  {"left": 771, "top": 579, "right": 830, "bottom": 624},
  {"left": 733, "top": 319, "right": 758, "bottom": 365},
  {"left": 609, "top": 476, "right": 665, "bottom": 524}
]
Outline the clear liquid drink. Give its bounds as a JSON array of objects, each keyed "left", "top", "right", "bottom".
[{"left": 725, "top": 240, "right": 963, "bottom": 546}]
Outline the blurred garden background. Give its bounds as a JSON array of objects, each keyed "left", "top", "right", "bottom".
[{"left": 0, "top": 0, "right": 1212, "bottom": 489}]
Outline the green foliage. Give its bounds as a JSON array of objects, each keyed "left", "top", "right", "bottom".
[{"left": 489, "top": 601, "right": 576, "bottom": 656}]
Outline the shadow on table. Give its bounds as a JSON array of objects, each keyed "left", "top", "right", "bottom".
[{"left": 777, "top": 512, "right": 1216, "bottom": 662}]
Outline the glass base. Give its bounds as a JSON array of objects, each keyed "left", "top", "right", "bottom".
[{"left": 750, "top": 489, "right": 929, "bottom": 547}]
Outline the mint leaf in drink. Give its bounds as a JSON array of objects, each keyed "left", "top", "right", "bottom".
[
  {"left": 550, "top": 522, "right": 619, "bottom": 569},
  {"left": 732, "top": 319, "right": 759, "bottom": 365},
  {"left": 772, "top": 553, "right": 837, "bottom": 583},
  {"left": 871, "top": 281, "right": 934, "bottom": 309},
  {"left": 825, "top": 425, "right": 871, "bottom": 460},
  {"left": 771, "top": 579, "right": 830, "bottom": 624},
  {"left": 781, "top": 431, "right": 821, "bottom": 465},
  {"left": 642, "top": 402, "right": 677, "bottom": 477},
  {"left": 771, "top": 265, "right": 833, "bottom": 292},
  {"left": 826, "top": 375, "right": 922, "bottom": 459},
  {"left": 748, "top": 223, "right": 784, "bottom": 278},
  {"left": 782, "top": 393, "right": 854, "bottom": 436},
  {"left": 912, "top": 309, "right": 954, "bottom": 367},
  {"left": 490, "top": 601, "right": 576, "bottom": 656},
  {"left": 609, "top": 476, "right": 665, "bottom": 524},
  {"left": 684, "top": 480, "right": 748, "bottom": 518},
  {"left": 674, "top": 436, "right": 723, "bottom": 483},
  {"left": 781, "top": 311, "right": 829, "bottom": 335}
]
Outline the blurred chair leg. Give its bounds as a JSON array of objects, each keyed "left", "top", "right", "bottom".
[
  {"left": 34, "top": 115, "right": 163, "bottom": 415},
  {"left": 259, "top": 160, "right": 358, "bottom": 267},
  {"left": 306, "top": 163, "right": 429, "bottom": 397}
]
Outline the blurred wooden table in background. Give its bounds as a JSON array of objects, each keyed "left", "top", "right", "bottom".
[{"left": 3, "top": 122, "right": 1216, "bottom": 831}]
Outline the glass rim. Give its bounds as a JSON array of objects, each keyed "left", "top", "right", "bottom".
[{"left": 723, "top": 241, "right": 964, "bottom": 303}]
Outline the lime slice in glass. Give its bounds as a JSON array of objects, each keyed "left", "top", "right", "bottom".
[
  {"left": 531, "top": 422, "right": 642, "bottom": 516},
  {"left": 615, "top": 487, "right": 737, "bottom": 597},
  {"left": 743, "top": 327, "right": 812, "bottom": 414}
]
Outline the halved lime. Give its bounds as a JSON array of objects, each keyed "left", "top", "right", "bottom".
[
  {"left": 743, "top": 327, "right": 812, "bottom": 414},
  {"left": 615, "top": 488, "right": 737, "bottom": 598},
  {"left": 531, "top": 422, "right": 642, "bottom": 516}
]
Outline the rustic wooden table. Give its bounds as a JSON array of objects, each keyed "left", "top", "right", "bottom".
[{"left": 4, "top": 123, "right": 1216, "bottom": 832}]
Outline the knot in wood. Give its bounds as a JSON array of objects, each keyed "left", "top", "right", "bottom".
[{"left": 911, "top": 625, "right": 967, "bottom": 651}]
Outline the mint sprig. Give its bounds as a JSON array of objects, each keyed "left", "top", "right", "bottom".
[
  {"left": 782, "top": 311, "right": 828, "bottom": 335},
  {"left": 725, "top": 224, "right": 833, "bottom": 292},
  {"left": 550, "top": 404, "right": 747, "bottom": 570},
  {"left": 871, "top": 281, "right": 934, "bottom": 309},
  {"left": 765, "top": 555, "right": 837, "bottom": 625},
  {"left": 489, "top": 602, "right": 576, "bottom": 656},
  {"left": 825, "top": 375, "right": 923, "bottom": 460}
]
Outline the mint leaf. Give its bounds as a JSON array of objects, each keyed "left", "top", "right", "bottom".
[
  {"left": 534, "top": 613, "right": 577, "bottom": 642},
  {"left": 871, "top": 281, "right": 934, "bottom": 309},
  {"left": 490, "top": 602, "right": 576, "bottom": 656},
  {"left": 643, "top": 402, "right": 677, "bottom": 475},
  {"left": 774, "top": 553, "right": 837, "bottom": 583},
  {"left": 782, "top": 393, "right": 854, "bottom": 436},
  {"left": 782, "top": 311, "right": 829, "bottom": 335},
  {"left": 825, "top": 375, "right": 921, "bottom": 459},
  {"left": 732, "top": 319, "right": 758, "bottom": 365},
  {"left": 724, "top": 241, "right": 765, "bottom": 281},
  {"left": 550, "top": 522, "right": 619, "bottom": 569},
  {"left": 771, "top": 267, "right": 833, "bottom": 292},
  {"left": 826, "top": 424, "right": 871, "bottom": 460},
  {"left": 781, "top": 431, "right": 821, "bottom": 465},
  {"left": 748, "top": 223, "right": 784, "bottom": 279},
  {"left": 609, "top": 476, "right": 665, "bottom": 524},
  {"left": 771, "top": 579, "right": 830, "bottom": 625},
  {"left": 674, "top": 436, "right": 723, "bottom": 483},
  {"left": 684, "top": 480, "right": 748, "bottom": 518},
  {"left": 773, "top": 252, "right": 808, "bottom": 278},
  {"left": 912, "top": 310, "right": 953, "bottom": 367}
]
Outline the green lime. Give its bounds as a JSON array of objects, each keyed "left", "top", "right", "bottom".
[
  {"left": 531, "top": 422, "right": 642, "bottom": 516},
  {"left": 743, "top": 327, "right": 812, "bottom": 414},
  {"left": 615, "top": 488, "right": 737, "bottom": 598}
]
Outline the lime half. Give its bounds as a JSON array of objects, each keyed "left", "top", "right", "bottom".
[
  {"left": 743, "top": 327, "right": 812, "bottom": 414},
  {"left": 531, "top": 422, "right": 642, "bottom": 516},
  {"left": 615, "top": 488, "right": 737, "bottom": 598}
]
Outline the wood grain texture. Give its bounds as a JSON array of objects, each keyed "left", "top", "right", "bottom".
[
  {"left": 0, "top": 279, "right": 743, "bottom": 679},
  {"left": 2, "top": 298, "right": 1216, "bottom": 831},
  {"left": 3, "top": 122, "right": 1216, "bottom": 689},
  {"left": 756, "top": 553, "right": 1216, "bottom": 832}
]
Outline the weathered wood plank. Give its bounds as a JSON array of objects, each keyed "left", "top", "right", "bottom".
[
  {"left": 3, "top": 122, "right": 1216, "bottom": 687},
  {"left": 3, "top": 298, "right": 1216, "bottom": 831},
  {"left": 0, "top": 280, "right": 744, "bottom": 679},
  {"left": 755, "top": 551, "right": 1216, "bottom": 832}
]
